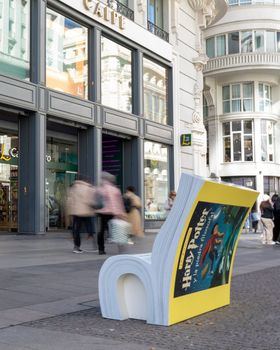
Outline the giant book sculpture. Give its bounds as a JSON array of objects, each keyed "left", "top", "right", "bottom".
[{"left": 99, "top": 173, "right": 258, "bottom": 326}]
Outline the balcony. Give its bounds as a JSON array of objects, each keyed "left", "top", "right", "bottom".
[
  {"left": 229, "top": 0, "right": 280, "bottom": 5},
  {"left": 107, "top": 0, "right": 134, "bottom": 21},
  {"left": 147, "top": 21, "right": 169, "bottom": 42},
  {"left": 204, "top": 52, "right": 280, "bottom": 75}
]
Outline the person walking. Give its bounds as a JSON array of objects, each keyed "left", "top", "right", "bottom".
[
  {"left": 250, "top": 207, "right": 260, "bottom": 233},
  {"left": 164, "top": 191, "right": 176, "bottom": 215},
  {"left": 272, "top": 194, "right": 280, "bottom": 243},
  {"left": 123, "top": 186, "right": 144, "bottom": 239},
  {"left": 260, "top": 194, "right": 275, "bottom": 245},
  {"left": 96, "top": 172, "right": 126, "bottom": 255},
  {"left": 66, "top": 177, "right": 95, "bottom": 253}
]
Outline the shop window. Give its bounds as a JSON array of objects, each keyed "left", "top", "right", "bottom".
[
  {"left": 46, "top": 137, "right": 78, "bottom": 230},
  {"left": 261, "top": 120, "right": 274, "bottom": 162},
  {"left": 222, "top": 120, "right": 253, "bottom": 162},
  {"left": 144, "top": 141, "right": 168, "bottom": 220},
  {"left": 0, "top": 131, "right": 18, "bottom": 232},
  {"left": 46, "top": 8, "right": 88, "bottom": 99},
  {"left": 263, "top": 176, "right": 280, "bottom": 196},
  {"left": 101, "top": 36, "right": 132, "bottom": 113},
  {"left": 0, "top": 0, "right": 30, "bottom": 80},
  {"left": 222, "top": 83, "right": 253, "bottom": 114},
  {"left": 258, "top": 83, "right": 272, "bottom": 112},
  {"left": 222, "top": 176, "right": 256, "bottom": 190},
  {"left": 143, "top": 57, "right": 168, "bottom": 124}
]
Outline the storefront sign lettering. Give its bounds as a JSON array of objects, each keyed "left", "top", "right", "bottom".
[
  {"left": 0, "top": 144, "right": 52, "bottom": 163},
  {"left": 0, "top": 144, "right": 18, "bottom": 161},
  {"left": 84, "top": 0, "right": 125, "bottom": 30}
]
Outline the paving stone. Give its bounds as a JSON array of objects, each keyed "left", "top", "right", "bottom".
[{"left": 25, "top": 266, "right": 280, "bottom": 350}]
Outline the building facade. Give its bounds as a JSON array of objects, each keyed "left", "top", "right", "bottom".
[
  {"left": 203, "top": 1, "right": 280, "bottom": 202},
  {"left": 0, "top": 0, "right": 225, "bottom": 234}
]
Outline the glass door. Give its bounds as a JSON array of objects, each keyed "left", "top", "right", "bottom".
[{"left": 46, "top": 137, "right": 78, "bottom": 230}]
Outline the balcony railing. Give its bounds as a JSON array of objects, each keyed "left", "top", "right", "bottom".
[
  {"left": 229, "top": 0, "right": 280, "bottom": 5},
  {"left": 147, "top": 21, "right": 169, "bottom": 42},
  {"left": 204, "top": 52, "right": 280, "bottom": 74},
  {"left": 107, "top": 0, "right": 134, "bottom": 21}
]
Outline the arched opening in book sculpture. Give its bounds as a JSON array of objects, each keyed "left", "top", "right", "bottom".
[{"left": 99, "top": 173, "right": 258, "bottom": 326}]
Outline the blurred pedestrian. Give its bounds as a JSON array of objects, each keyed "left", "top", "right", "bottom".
[
  {"left": 66, "top": 177, "right": 95, "bottom": 253},
  {"left": 124, "top": 186, "right": 144, "bottom": 239},
  {"left": 260, "top": 194, "right": 275, "bottom": 245},
  {"left": 96, "top": 172, "right": 126, "bottom": 255},
  {"left": 250, "top": 206, "right": 260, "bottom": 233},
  {"left": 272, "top": 194, "right": 280, "bottom": 243},
  {"left": 164, "top": 191, "right": 176, "bottom": 215}
]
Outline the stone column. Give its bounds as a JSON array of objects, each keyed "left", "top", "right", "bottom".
[{"left": 18, "top": 113, "right": 46, "bottom": 234}]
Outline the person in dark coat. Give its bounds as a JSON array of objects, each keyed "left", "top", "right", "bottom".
[{"left": 272, "top": 194, "right": 280, "bottom": 243}]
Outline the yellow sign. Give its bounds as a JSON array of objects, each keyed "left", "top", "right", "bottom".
[{"left": 84, "top": 0, "right": 125, "bottom": 30}]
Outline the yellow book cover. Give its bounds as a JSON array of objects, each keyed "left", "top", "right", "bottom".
[{"left": 168, "top": 180, "right": 258, "bottom": 325}]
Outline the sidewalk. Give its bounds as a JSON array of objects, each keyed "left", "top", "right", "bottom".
[{"left": 0, "top": 231, "right": 279, "bottom": 349}]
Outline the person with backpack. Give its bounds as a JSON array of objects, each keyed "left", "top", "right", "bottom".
[{"left": 123, "top": 186, "right": 144, "bottom": 238}]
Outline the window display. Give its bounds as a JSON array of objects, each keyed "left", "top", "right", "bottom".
[
  {"left": 0, "top": 132, "right": 18, "bottom": 231},
  {"left": 144, "top": 141, "right": 168, "bottom": 220}
]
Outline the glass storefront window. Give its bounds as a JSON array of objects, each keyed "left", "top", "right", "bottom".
[
  {"left": 101, "top": 37, "right": 132, "bottom": 113},
  {"left": 143, "top": 58, "right": 168, "bottom": 124},
  {"left": 46, "top": 8, "right": 88, "bottom": 98},
  {"left": 222, "top": 176, "right": 256, "bottom": 190},
  {"left": 222, "top": 120, "right": 253, "bottom": 162},
  {"left": 0, "top": 0, "right": 30, "bottom": 80},
  {"left": 264, "top": 176, "right": 280, "bottom": 196},
  {"left": 46, "top": 137, "right": 78, "bottom": 230},
  {"left": 0, "top": 131, "right": 18, "bottom": 231},
  {"left": 144, "top": 141, "right": 168, "bottom": 220}
]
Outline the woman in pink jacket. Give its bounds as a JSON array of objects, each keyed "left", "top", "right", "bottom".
[{"left": 96, "top": 172, "right": 126, "bottom": 254}]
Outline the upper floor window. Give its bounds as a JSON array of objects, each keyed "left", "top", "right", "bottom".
[
  {"left": 46, "top": 8, "right": 88, "bottom": 98},
  {"left": 261, "top": 120, "right": 274, "bottom": 162},
  {"left": 0, "top": 0, "right": 30, "bottom": 80},
  {"left": 222, "top": 120, "right": 253, "bottom": 162},
  {"left": 143, "top": 57, "right": 168, "bottom": 125},
  {"left": 107, "top": 0, "right": 134, "bottom": 21},
  {"left": 147, "top": 0, "right": 168, "bottom": 41},
  {"left": 101, "top": 36, "right": 132, "bottom": 113},
  {"left": 259, "top": 83, "right": 272, "bottom": 112},
  {"left": 207, "top": 30, "right": 280, "bottom": 58},
  {"left": 148, "top": 0, "right": 163, "bottom": 28},
  {"left": 222, "top": 83, "right": 254, "bottom": 114}
]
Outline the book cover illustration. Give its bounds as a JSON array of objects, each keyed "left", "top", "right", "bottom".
[{"left": 174, "top": 201, "right": 248, "bottom": 298}]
